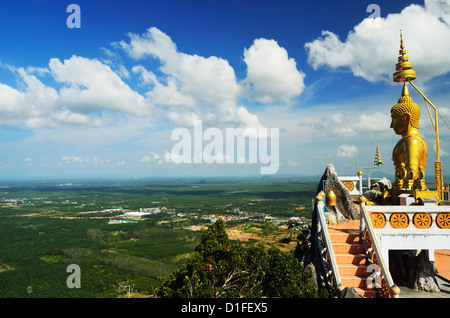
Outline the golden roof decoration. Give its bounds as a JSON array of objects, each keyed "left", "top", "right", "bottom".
[
  {"left": 374, "top": 144, "right": 383, "bottom": 166},
  {"left": 393, "top": 30, "right": 416, "bottom": 82}
]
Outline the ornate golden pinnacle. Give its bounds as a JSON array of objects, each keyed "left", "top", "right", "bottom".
[
  {"left": 374, "top": 144, "right": 383, "bottom": 166},
  {"left": 393, "top": 30, "right": 416, "bottom": 82}
]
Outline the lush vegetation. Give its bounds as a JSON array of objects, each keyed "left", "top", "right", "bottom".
[
  {"left": 157, "top": 219, "right": 319, "bottom": 298},
  {"left": 0, "top": 177, "right": 316, "bottom": 298},
  {"left": 0, "top": 214, "right": 196, "bottom": 297}
]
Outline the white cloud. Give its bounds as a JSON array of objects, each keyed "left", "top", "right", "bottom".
[
  {"left": 287, "top": 160, "right": 302, "bottom": 167},
  {"left": 0, "top": 25, "right": 321, "bottom": 176},
  {"left": 0, "top": 57, "right": 153, "bottom": 129},
  {"left": 140, "top": 156, "right": 152, "bottom": 163},
  {"left": 0, "top": 67, "right": 62, "bottom": 128},
  {"left": 242, "top": 38, "right": 305, "bottom": 104},
  {"left": 305, "top": 0, "right": 450, "bottom": 83},
  {"left": 117, "top": 27, "right": 306, "bottom": 130},
  {"left": 297, "top": 109, "right": 390, "bottom": 142},
  {"left": 117, "top": 27, "right": 242, "bottom": 105},
  {"left": 337, "top": 144, "right": 358, "bottom": 158},
  {"left": 49, "top": 55, "right": 152, "bottom": 116},
  {"left": 60, "top": 155, "right": 113, "bottom": 167},
  {"left": 0, "top": 27, "right": 307, "bottom": 134},
  {"left": 25, "top": 66, "right": 50, "bottom": 77},
  {"left": 140, "top": 152, "right": 163, "bottom": 164},
  {"left": 164, "top": 149, "right": 175, "bottom": 163},
  {"left": 116, "top": 160, "right": 126, "bottom": 166},
  {"left": 117, "top": 27, "right": 255, "bottom": 129},
  {"left": 0, "top": 82, "right": 28, "bottom": 126},
  {"left": 132, "top": 65, "right": 197, "bottom": 109}
]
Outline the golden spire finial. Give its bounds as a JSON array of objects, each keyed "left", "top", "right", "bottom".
[
  {"left": 400, "top": 29, "right": 404, "bottom": 50},
  {"left": 399, "top": 29, "right": 406, "bottom": 55},
  {"left": 393, "top": 30, "right": 416, "bottom": 82},
  {"left": 374, "top": 144, "right": 383, "bottom": 166}
]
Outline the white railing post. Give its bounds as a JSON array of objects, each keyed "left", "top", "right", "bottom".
[
  {"left": 359, "top": 201, "right": 400, "bottom": 298},
  {"left": 358, "top": 171, "right": 363, "bottom": 195}
]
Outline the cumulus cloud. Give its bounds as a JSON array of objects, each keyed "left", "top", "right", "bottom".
[
  {"left": 117, "top": 27, "right": 258, "bottom": 129},
  {"left": 117, "top": 27, "right": 242, "bottom": 106},
  {"left": 0, "top": 67, "right": 76, "bottom": 128},
  {"left": 0, "top": 82, "right": 29, "bottom": 126},
  {"left": 140, "top": 152, "right": 163, "bottom": 165},
  {"left": 117, "top": 27, "right": 305, "bottom": 130},
  {"left": 303, "top": 109, "right": 390, "bottom": 141},
  {"left": 0, "top": 56, "right": 152, "bottom": 129},
  {"left": 132, "top": 65, "right": 197, "bottom": 109},
  {"left": 50, "top": 55, "right": 152, "bottom": 116},
  {"left": 305, "top": 0, "right": 450, "bottom": 83},
  {"left": 337, "top": 144, "right": 358, "bottom": 158},
  {"left": 242, "top": 38, "right": 305, "bottom": 104},
  {"left": 0, "top": 26, "right": 306, "bottom": 133}
]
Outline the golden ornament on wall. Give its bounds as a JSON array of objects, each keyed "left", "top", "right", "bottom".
[
  {"left": 436, "top": 213, "right": 450, "bottom": 229},
  {"left": 390, "top": 213, "right": 409, "bottom": 229},
  {"left": 412, "top": 213, "right": 432, "bottom": 229},
  {"left": 370, "top": 212, "right": 387, "bottom": 228}
]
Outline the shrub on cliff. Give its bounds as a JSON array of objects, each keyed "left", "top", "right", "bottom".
[{"left": 156, "top": 218, "right": 319, "bottom": 298}]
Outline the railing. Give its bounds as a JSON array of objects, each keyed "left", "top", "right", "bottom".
[
  {"left": 338, "top": 176, "right": 361, "bottom": 195},
  {"left": 315, "top": 193, "right": 343, "bottom": 297},
  {"left": 359, "top": 200, "right": 400, "bottom": 298},
  {"left": 339, "top": 173, "right": 383, "bottom": 195}
]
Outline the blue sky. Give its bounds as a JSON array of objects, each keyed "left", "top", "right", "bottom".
[{"left": 0, "top": 0, "right": 449, "bottom": 181}]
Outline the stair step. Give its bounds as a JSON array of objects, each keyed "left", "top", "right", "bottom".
[
  {"left": 354, "top": 288, "right": 378, "bottom": 298},
  {"left": 341, "top": 277, "right": 371, "bottom": 288},
  {"left": 335, "top": 253, "right": 366, "bottom": 265},
  {"left": 339, "top": 265, "right": 370, "bottom": 276},
  {"left": 332, "top": 243, "right": 365, "bottom": 254},
  {"left": 329, "top": 232, "right": 361, "bottom": 244},
  {"left": 326, "top": 220, "right": 379, "bottom": 297}
]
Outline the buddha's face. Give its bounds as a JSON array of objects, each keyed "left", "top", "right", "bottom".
[{"left": 390, "top": 112, "right": 408, "bottom": 135}]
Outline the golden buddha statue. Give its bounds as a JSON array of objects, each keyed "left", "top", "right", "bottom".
[
  {"left": 391, "top": 82, "right": 427, "bottom": 190},
  {"left": 389, "top": 30, "right": 441, "bottom": 203}
]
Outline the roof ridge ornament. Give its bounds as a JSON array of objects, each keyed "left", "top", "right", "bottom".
[{"left": 393, "top": 30, "right": 416, "bottom": 82}]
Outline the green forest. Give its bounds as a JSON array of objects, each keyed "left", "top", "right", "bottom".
[{"left": 0, "top": 177, "right": 317, "bottom": 297}]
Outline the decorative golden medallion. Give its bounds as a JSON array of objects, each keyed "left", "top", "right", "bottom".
[
  {"left": 370, "top": 212, "right": 386, "bottom": 228},
  {"left": 412, "top": 213, "right": 432, "bottom": 229},
  {"left": 342, "top": 181, "right": 354, "bottom": 191},
  {"left": 436, "top": 213, "right": 450, "bottom": 229},
  {"left": 390, "top": 213, "right": 409, "bottom": 228}
]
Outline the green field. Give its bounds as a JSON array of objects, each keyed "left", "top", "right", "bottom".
[{"left": 0, "top": 177, "right": 317, "bottom": 297}]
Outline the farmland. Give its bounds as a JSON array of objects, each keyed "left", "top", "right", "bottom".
[{"left": 0, "top": 177, "right": 317, "bottom": 298}]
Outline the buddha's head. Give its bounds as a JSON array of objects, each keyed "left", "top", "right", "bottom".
[{"left": 390, "top": 82, "right": 420, "bottom": 135}]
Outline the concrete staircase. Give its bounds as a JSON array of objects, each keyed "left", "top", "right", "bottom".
[{"left": 328, "top": 220, "right": 377, "bottom": 298}]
